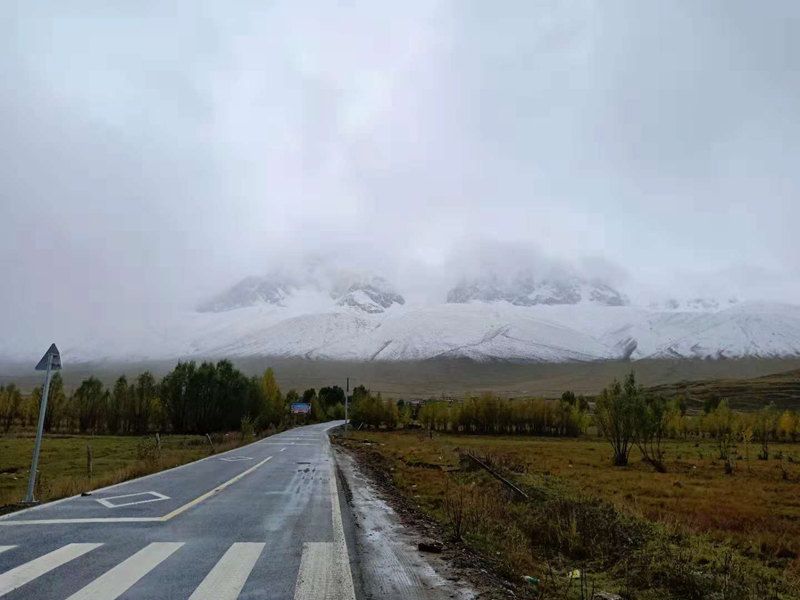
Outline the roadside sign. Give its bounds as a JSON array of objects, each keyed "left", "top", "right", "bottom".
[
  {"left": 35, "top": 343, "right": 61, "bottom": 371},
  {"left": 291, "top": 403, "right": 311, "bottom": 414},
  {"left": 25, "top": 343, "right": 61, "bottom": 504}
]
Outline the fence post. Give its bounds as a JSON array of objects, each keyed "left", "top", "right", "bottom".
[
  {"left": 86, "top": 444, "right": 93, "bottom": 481},
  {"left": 205, "top": 433, "right": 215, "bottom": 454}
]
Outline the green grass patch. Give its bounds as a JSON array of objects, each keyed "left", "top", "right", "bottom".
[{"left": 0, "top": 432, "right": 247, "bottom": 508}]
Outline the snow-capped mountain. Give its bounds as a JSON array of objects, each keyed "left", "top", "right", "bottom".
[
  {"left": 199, "top": 274, "right": 405, "bottom": 315},
  {"left": 4, "top": 272, "right": 800, "bottom": 365},
  {"left": 176, "top": 296, "right": 800, "bottom": 362}
]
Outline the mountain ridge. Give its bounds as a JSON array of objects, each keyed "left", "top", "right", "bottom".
[{"left": 4, "top": 275, "right": 800, "bottom": 365}]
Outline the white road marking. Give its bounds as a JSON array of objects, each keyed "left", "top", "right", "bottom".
[
  {"left": 65, "top": 542, "right": 183, "bottom": 600},
  {"left": 293, "top": 452, "right": 355, "bottom": 600},
  {"left": 0, "top": 543, "right": 102, "bottom": 596},
  {"left": 218, "top": 456, "right": 254, "bottom": 462},
  {"left": 293, "top": 543, "right": 345, "bottom": 600},
  {"left": 0, "top": 547, "right": 15, "bottom": 555},
  {"left": 260, "top": 442, "right": 313, "bottom": 446},
  {"left": 0, "top": 517, "right": 160, "bottom": 525},
  {"left": 0, "top": 457, "right": 272, "bottom": 526},
  {"left": 158, "top": 457, "right": 271, "bottom": 522},
  {"left": 280, "top": 447, "right": 287, "bottom": 452},
  {"left": 96, "top": 491, "right": 170, "bottom": 509},
  {"left": 188, "top": 542, "right": 264, "bottom": 600}
]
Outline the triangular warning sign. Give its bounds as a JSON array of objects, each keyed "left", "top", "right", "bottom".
[{"left": 35, "top": 343, "right": 61, "bottom": 371}]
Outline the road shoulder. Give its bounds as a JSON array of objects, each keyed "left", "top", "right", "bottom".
[{"left": 333, "top": 440, "right": 510, "bottom": 600}]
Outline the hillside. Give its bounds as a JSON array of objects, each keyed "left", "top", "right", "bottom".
[{"left": 647, "top": 368, "right": 800, "bottom": 411}]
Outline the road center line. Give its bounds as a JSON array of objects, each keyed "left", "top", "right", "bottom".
[
  {"left": 158, "top": 457, "right": 271, "bottom": 522},
  {"left": 0, "top": 457, "right": 272, "bottom": 526}
]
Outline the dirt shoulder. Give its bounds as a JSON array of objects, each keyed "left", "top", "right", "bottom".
[{"left": 332, "top": 433, "right": 520, "bottom": 599}]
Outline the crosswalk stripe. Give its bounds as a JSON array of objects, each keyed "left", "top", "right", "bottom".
[
  {"left": 294, "top": 459, "right": 355, "bottom": 600},
  {"left": 0, "top": 543, "right": 102, "bottom": 597},
  {"left": 294, "top": 542, "right": 344, "bottom": 600},
  {"left": 0, "top": 547, "right": 15, "bottom": 555},
  {"left": 65, "top": 542, "right": 183, "bottom": 600},
  {"left": 188, "top": 543, "right": 265, "bottom": 600}
]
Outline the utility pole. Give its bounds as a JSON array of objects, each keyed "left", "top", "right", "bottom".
[
  {"left": 25, "top": 343, "right": 61, "bottom": 504},
  {"left": 345, "top": 377, "right": 350, "bottom": 434}
]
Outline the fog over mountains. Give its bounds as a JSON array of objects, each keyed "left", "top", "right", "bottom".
[{"left": 3, "top": 3, "right": 800, "bottom": 369}]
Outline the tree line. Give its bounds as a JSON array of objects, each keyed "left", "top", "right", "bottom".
[
  {"left": 5, "top": 365, "right": 799, "bottom": 471},
  {"left": 594, "top": 372, "right": 800, "bottom": 472},
  {"left": 345, "top": 387, "right": 590, "bottom": 436},
  {"left": 345, "top": 374, "right": 800, "bottom": 477},
  {"left": 417, "top": 392, "right": 589, "bottom": 436},
  {"left": 0, "top": 361, "right": 346, "bottom": 435}
]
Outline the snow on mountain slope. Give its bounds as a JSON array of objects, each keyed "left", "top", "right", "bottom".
[
  {"left": 4, "top": 274, "right": 800, "bottom": 365},
  {"left": 201, "top": 311, "right": 376, "bottom": 359},
  {"left": 530, "top": 302, "right": 800, "bottom": 360},
  {"left": 645, "top": 302, "right": 800, "bottom": 359},
  {"left": 317, "top": 304, "right": 616, "bottom": 362},
  {"left": 447, "top": 274, "right": 628, "bottom": 307},
  {"left": 34, "top": 300, "right": 800, "bottom": 365}
]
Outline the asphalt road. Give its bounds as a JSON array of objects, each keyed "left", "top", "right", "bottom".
[{"left": 0, "top": 422, "right": 355, "bottom": 600}]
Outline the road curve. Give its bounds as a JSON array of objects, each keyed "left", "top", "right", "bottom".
[{"left": 0, "top": 422, "right": 354, "bottom": 600}]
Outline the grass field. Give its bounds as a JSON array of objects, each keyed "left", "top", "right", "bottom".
[
  {"left": 0, "top": 432, "right": 247, "bottom": 509},
  {"left": 339, "top": 430, "right": 800, "bottom": 599}
]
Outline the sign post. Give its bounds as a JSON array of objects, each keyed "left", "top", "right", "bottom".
[
  {"left": 345, "top": 377, "right": 349, "bottom": 435},
  {"left": 24, "top": 343, "right": 61, "bottom": 504}
]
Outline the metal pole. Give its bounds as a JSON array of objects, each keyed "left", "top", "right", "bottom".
[
  {"left": 25, "top": 354, "right": 53, "bottom": 504},
  {"left": 345, "top": 377, "right": 349, "bottom": 434}
]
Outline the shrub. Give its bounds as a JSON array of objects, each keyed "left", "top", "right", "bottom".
[
  {"left": 595, "top": 373, "right": 639, "bottom": 466},
  {"left": 240, "top": 416, "right": 255, "bottom": 441}
]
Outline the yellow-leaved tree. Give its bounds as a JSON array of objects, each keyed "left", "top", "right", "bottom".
[{"left": 259, "top": 368, "right": 283, "bottom": 430}]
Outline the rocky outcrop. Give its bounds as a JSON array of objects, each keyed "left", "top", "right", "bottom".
[{"left": 447, "top": 275, "right": 627, "bottom": 307}]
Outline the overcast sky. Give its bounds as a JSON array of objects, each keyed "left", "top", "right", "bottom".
[{"left": 2, "top": 1, "right": 799, "bottom": 345}]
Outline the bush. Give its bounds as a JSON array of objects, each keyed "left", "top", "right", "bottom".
[
  {"left": 135, "top": 436, "right": 161, "bottom": 464},
  {"left": 240, "top": 416, "right": 255, "bottom": 441}
]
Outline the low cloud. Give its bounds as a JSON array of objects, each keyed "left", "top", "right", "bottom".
[{"left": 2, "top": 1, "right": 799, "bottom": 352}]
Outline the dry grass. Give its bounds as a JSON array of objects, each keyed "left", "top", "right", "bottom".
[
  {"left": 0, "top": 432, "right": 251, "bottom": 509},
  {"left": 342, "top": 430, "right": 800, "bottom": 599}
]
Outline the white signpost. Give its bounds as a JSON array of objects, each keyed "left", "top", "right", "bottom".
[{"left": 24, "top": 343, "right": 62, "bottom": 504}]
